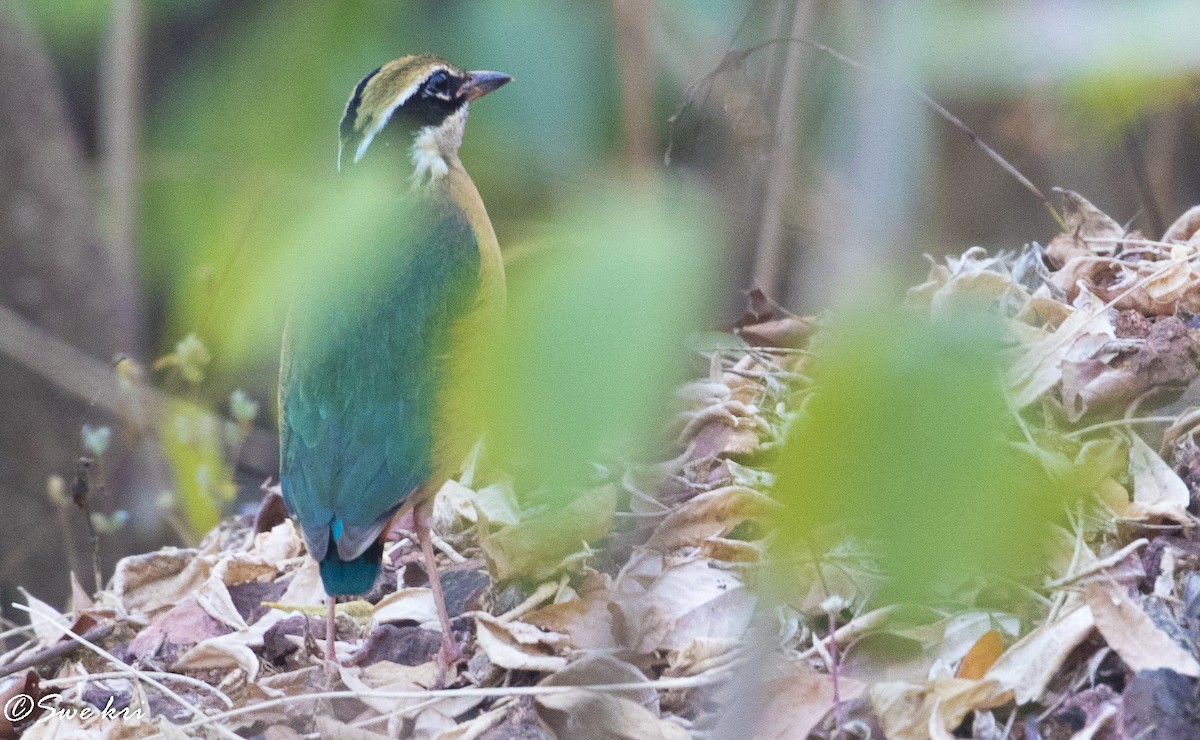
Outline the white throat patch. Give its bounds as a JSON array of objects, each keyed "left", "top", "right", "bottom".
[{"left": 410, "top": 105, "right": 469, "bottom": 188}]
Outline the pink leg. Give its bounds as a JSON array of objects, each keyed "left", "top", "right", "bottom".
[
  {"left": 414, "top": 507, "right": 460, "bottom": 687},
  {"left": 325, "top": 595, "right": 338, "bottom": 673}
]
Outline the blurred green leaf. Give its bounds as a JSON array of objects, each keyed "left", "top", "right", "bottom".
[
  {"left": 17, "top": 0, "right": 109, "bottom": 55},
  {"left": 472, "top": 179, "right": 720, "bottom": 498},
  {"left": 160, "top": 400, "right": 231, "bottom": 539},
  {"left": 772, "top": 309, "right": 1067, "bottom": 602}
]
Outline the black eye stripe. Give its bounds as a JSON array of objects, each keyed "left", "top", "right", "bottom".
[{"left": 341, "top": 66, "right": 381, "bottom": 139}]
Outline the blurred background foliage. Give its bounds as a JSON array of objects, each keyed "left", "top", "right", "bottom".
[
  {"left": 771, "top": 310, "right": 1064, "bottom": 603},
  {"left": 5, "top": 0, "right": 1200, "bottom": 612}
]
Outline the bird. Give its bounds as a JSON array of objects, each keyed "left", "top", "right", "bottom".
[{"left": 278, "top": 54, "right": 510, "bottom": 681}]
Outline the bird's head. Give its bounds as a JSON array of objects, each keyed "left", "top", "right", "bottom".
[{"left": 337, "top": 54, "right": 511, "bottom": 183}]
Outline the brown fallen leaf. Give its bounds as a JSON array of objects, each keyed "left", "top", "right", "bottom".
[
  {"left": 907, "top": 247, "right": 1027, "bottom": 319},
  {"left": 472, "top": 612, "right": 568, "bottom": 673},
  {"left": 1122, "top": 433, "right": 1193, "bottom": 526},
  {"left": 371, "top": 588, "right": 439, "bottom": 629},
  {"left": 955, "top": 630, "right": 1004, "bottom": 680},
  {"left": 172, "top": 608, "right": 291, "bottom": 681},
  {"left": 985, "top": 604, "right": 1095, "bottom": 704},
  {"left": 250, "top": 519, "right": 304, "bottom": 563},
  {"left": 21, "top": 592, "right": 71, "bottom": 646},
  {"left": 542, "top": 653, "right": 659, "bottom": 710},
  {"left": 644, "top": 485, "right": 778, "bottom": 553},
  {"left": 1122, "top": 668, "right": 1200, "bottom": 740},
  {"left": 126, "top": 597, "right": 230, "bottom": 662},
  {"left": 869, "top": 678, "right": 1007, "bottom": 740},
  {"left": 526, "top": 572, "right": 616, "bottom": 651},
  {"left": 1061, "top": 316, "right": 1200, "bottom": 421},
  {"left": 0, "top": 671, "right": 42, "bottom": 738},
  {"left": 731, "top": 288, "right": 817, "bottom": 349},
  {"left": 111, "top": 548, "right": 211, "bottom": 619},
  {"left": 1082, "top": 581, "right": 1200, "bottom": 677},
  {"left": 1044, "top": 189, "right": 1125, "bottom": 268},
  {"left": 1163, "top": 204, "right": 1200, "bottom": 245},
  {"left": 536, "top": 690, "right": 689, "bottom": 740},
  {"left": 1008, "top": 287, "right": 1116, "bottom": 409},
  {"left": 750, "top": 661, "right": 865, "bottom": 740},
  {"left": 612, "top": 551, "right": 757, "bottom": 653}
]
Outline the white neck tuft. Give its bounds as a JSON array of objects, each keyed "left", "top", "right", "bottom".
[{"left": 410, "top": 105, "right": 469, "bottom": 188}]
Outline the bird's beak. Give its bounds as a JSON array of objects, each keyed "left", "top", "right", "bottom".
[{"left": 459, "top": 70, "right": 512, "bottom": 102}]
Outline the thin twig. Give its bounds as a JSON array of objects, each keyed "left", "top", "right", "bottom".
[
  {"left": 176, "top": 670, "right": 733, "bottom": 734},
  {"left": 98, "top": 0, "right": 144, "bottom": 346},
  {"left": 752, "top": 3, "right": 816, "bottom": 295},
  {"left": 14, "top": 602, "right": 241, "bottom": 740},
  {"left": 1124, "top": 131, "right": 1165, "bottom": 238},
  {"left": 1045, "top": 538, "right": 1149, "bottom": 591},
  {"left": 697, "top": 36, "right": 1063, "bottom": 227},
  {"left": 0, "top": 303, "right": 278, "bottom": 475},
  {"left": 43, "top": 669, "right": 233, "bottom": 708},
  {"left": 797, "top": 606, "right": 896, "bottom": 659},
  {"left": 1066, "top": 416, "right": 1180, "bottom": 439},
  {"left": 827, "top": 608, "right": 845, "bottom": 740},
  {"left": 0, "top": 622, "right": 114, "bottom": 680},
  {"left": 612, "top": 0, "right": 655, "bottom": 170},
  {"left": 1082, "top": 236, "right": 1187, "bottom": 248}
]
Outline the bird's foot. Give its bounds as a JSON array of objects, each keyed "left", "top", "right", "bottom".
[{"left": 433, "top": 630, "right": 463, "bottom": 689}]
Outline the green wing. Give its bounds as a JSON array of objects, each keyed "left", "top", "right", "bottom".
[{"left": 279, "top": 191, "right": 480, "bottom": 584}]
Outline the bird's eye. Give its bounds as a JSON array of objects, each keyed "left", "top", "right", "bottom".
[{"left": 425, "top": 70, "right": 451, "bottom": 98}]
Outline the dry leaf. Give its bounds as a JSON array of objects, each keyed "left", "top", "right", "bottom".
[
  {"left": 372, "top": 588, "right": 439, "bottom": 629},
  {"left": 276, "top": 557, "right": 326, "bottom": 607},
  {"left": 1122, "top": 668, "right": 1200, "bottom": 740},
  {"left": 985, "top": 604, "right": 1095, "bottom": 704},
  {"left": 432, "top": 479, "right": 521, "bottom": 535},
  {"left": 526, "top": 573, "right": 616, "bottom": 650},
  {"left": 731, "top": 288, "right": 817, "bottom": 348},
  {"left": 537, "top": 690, "right": 689, "bottom": 740},
  {"left": 251, "top": 519, "right": 304, "bottom": 562},
  {"left": 1163, "top": 204, "right": 1200, "bottom": 245},
  {"left": 1128, "top": 432, "right": 1192, "bottom": 521},
  {"left": 126, "top": 597, "right": 230, "bottom": 660},
  {"left": 111, "top": 548, "right": 211, "bottom": 619},
  {"left": 612, "top": 551, "right": 757, "bottom": 653},
  {"left": 195, "top": 574, "right": 250, "bottom": 631},
  {"left": 907, "top": 247, "right": 1026, "bottom": 318},
  {"left": 1061, "top": 316, "right": 1200, "bottom": 421},
  {"left": 542, "top": 653, "right": 658, "bottom": 711},
  {"left": 1044, "top": 189, "right": 1124, "bottom": 267},
  {"left": 0, "top": 671, "right": 43, "bottom": 737},
  {"left": 173, "top": 608, "right": 290, "bottom": 681},
  {"left": 751, "top": 661, "right": 865, "bottom": 739},
  {"left": 665, "top": 638, "right": 742, "bottom": 678},
  {"left": 22, "top": 592, "right": 71, "bottom": 645},
  {"left": 870, "top": 678, "right": 1007, "bottom": 740},
  {"left": 336, "top": 663, "right": 425, "bottom": 713},
  {"left": 645, "top": 485, "right": 777, "bottom": 553},
  {"left": 472, "top": 612, "right": 568, "bottom": 672},
  {"left": 1082, "top": 581, "right": 1200, "bottom": 677},
  {"left": 1008, "top": 287, "right": 1115, "bottom": 408},
  {"left": 956, "top": 630, "right": 1004, "bottom": 680}
]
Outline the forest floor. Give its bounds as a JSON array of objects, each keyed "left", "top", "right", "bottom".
[{"left": 5, "top": 190, "right": 1200, "bottom": 739}]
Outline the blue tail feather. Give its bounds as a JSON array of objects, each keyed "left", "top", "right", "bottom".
[{"left": 319, "top": 539, "right": 383, "bottom": 595}]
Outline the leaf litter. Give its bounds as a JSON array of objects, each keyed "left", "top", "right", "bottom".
[{"left": 8, "top": 192, "right": 1200, "bottom": 737}]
